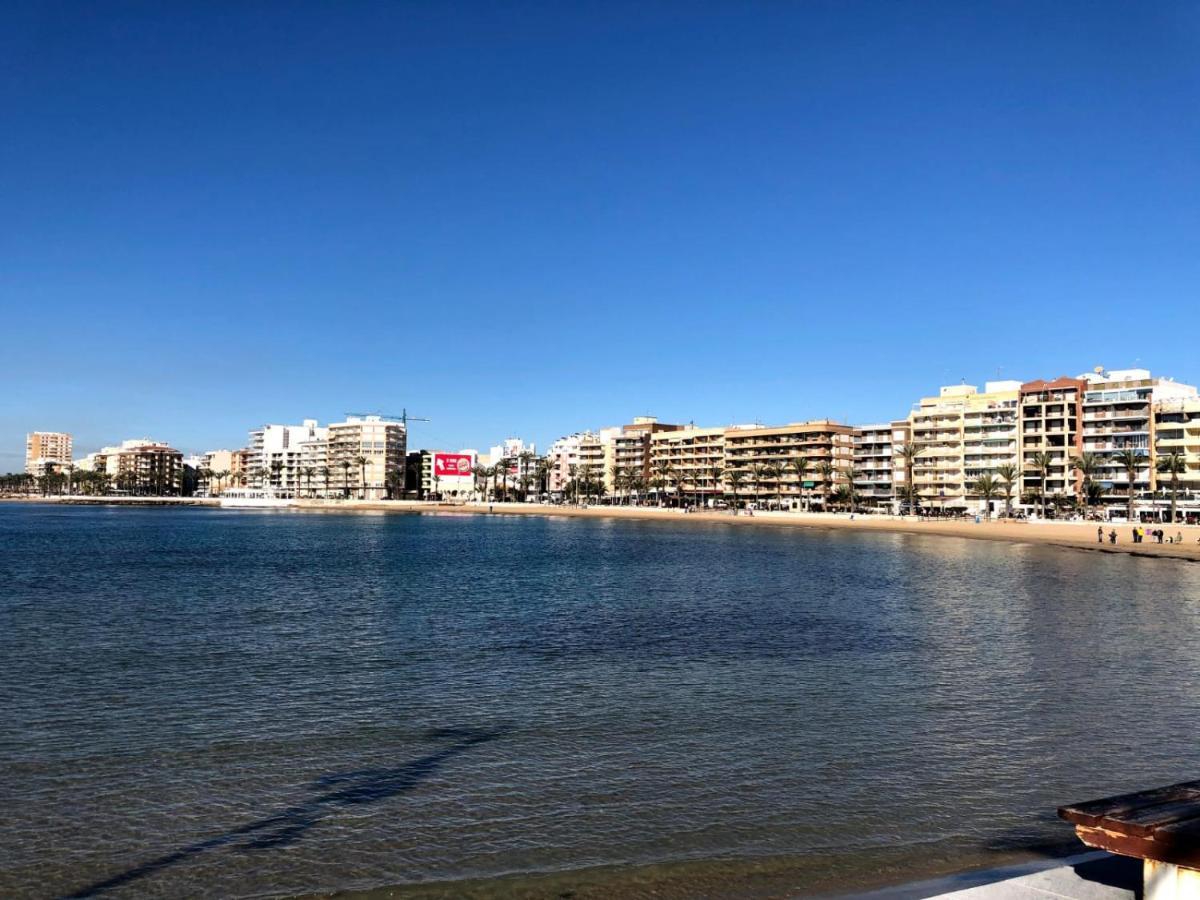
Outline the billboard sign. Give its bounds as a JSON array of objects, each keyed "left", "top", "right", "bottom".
[{"left": 433, "top": 452, "right": 474, "bottom": 478}]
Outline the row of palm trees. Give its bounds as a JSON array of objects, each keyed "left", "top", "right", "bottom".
[
  {"left": 553, "top": 457, "right": 865, "bottom": 512},
  {"left": 0, "top": 464, "right": 181, "bottom": 497},
  {"left": 464, "top": 453, "right": 553, "bottom": 503},
  {"left": 957, "top": 447, "right": 1190, "bottom": 521}
]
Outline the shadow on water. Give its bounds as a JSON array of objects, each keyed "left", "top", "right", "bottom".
[{"left": 63, "top": 726, "right": 506, "bottom": 899}]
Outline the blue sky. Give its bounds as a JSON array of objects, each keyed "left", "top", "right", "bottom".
[{"left": 3, "top": 2, "right": 1198, "bottom": 463}]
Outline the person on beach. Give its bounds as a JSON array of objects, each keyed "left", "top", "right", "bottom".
[
  {"left": 1097, "top": 526, "right": 1104, "bottom": 544},
  {"left": 1109, "top": 529, "right": 1117, "bottom": 544}
]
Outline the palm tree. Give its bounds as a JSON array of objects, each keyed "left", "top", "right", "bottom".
[
  {"left": 762, "top": 462, "right": 782, "bottom": 510},
  {"left": 1069, "top": 453, "right": 1100, "bottom": 517},
  {"left": 1113, "top": 448, "right": 1145, "bottom": 522},
  {"left": 301, "top": 467, "right": 315, "bottom": 498},
  {"left": 748, "top": 463, "right": 765, "bottom": 510},
  {"left": 473, "top": 464, "right": 490, "bottom": 502},
  {"left": 386, "top": 470, "right": 404, "bottom": 499},
  {"left": 653, "top": 460, "right": 672, "bottom": 506},
  {"left": 787, "top": 456, "right": 809, "bottom": 511},
  {"left": 726, "top": 469, "right": 745, "bottom": 513},
  {"left": 339, "top": 460, "right": 352, "bottom": 498},
  {"left": 995, "top": 463, "right": 1020, "bottom": 519},
  {"left": 840, "top": 465, "right": 861, "bottom": 514},
  {"left": 320, "top": 466, "right": 331, "bottom": 498},
  {"left": 972, "top": 473, "right": 1001, "bottom": 519},
  {"left": 895, "top": 443, "right": 922, "bottom": 515},
  {"left": 1157, "top": 450, "right": 1187, "bottom": 524},
  {"left": 815, "top": 461, "right": 835, "bottom": 512},
  {"left": 1025, "top": 451, "right": 1054, "bottom": 519},
  {"left": 707, "top": 464, "right": 723, "bottom": 511},
  {"left": 356, "top": 454, "right": 372, "bottom": 499},
  {"left": 536, "top": 458, "right": 552, "bottom": 501}
]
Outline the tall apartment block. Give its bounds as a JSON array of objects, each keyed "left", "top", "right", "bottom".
[
  {"left": 1080, "top": 368, "right": 1198, "bottom": 515},
  {"left": 1154, "top": 394, "right": 1200, "bottom": 519},
  {"left": 908, "top": 382, "right": 1020, "bottom": 513},
  {"left": 649, "top": 425, "right": 727, "bottom": 505},
  {"left": 1018, "top": 377, "right": 1086, "bottom": 503},
  {"left": 25, "top": 431, "right": 72, "bottom": 475},
  {"left": 247, "top": 419, "right": 327, "bottom": 496},
  {"left": 853, "top": 423, "right": 895, "bottom": 511},
  {"left": 327, "top": 415, "right": 407, "bottom": 500}
]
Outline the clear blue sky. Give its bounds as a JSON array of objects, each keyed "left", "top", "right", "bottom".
[{"left": 3, "top": 2, "right": 1198, "bottom": 464}]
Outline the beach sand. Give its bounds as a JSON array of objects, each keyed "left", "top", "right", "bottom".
[{"left": 293, "top": 499, "right": 1200, "bottom": 563}]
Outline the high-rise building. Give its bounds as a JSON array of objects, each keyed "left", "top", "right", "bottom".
[
  {"left": 853, "top": 423, "right": 896, "bottom": 511},
  {"left": 327, "top": 415, "right": 406, "bottom": 500},
  {"left": 908, "top": 382, "right": 1020, "bottom": 514},
  {"left": 603, "top": 417, "right": 683, "bottom": 494},
  {"left": 1077, "top": 367, "right": 1198, "bottom": 518},
  {"left": 649, "top": 425, "right": 726, "bottom": 506},
  {"left": 1018, "top": 377, "right": 1087, "bottom": 507},
  {"left": 25, "top": 432, "right": 72, "bottom": 475},
  {"left": 247, "top": 419, "right": 326, "bottom": 497},
  {"left": 1153, "top": 395, "right": 1200, "bottom": 523}
]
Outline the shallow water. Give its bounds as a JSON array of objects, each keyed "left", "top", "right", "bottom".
[{"left": 2, "top": 504, "right": 1199, "bottom": 898}]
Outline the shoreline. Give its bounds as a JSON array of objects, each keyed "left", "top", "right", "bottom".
[{"left": 6, "top": 495, "right": 1200, "bottom": 561}]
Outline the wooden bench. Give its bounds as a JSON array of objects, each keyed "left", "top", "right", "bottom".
[{"left": 1060, "top": 780, "right": 1200, "bottom": 899}]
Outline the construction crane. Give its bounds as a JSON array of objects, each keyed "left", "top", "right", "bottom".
[{"left": 344, "top": 409, "right": 430, "bottom": 427}]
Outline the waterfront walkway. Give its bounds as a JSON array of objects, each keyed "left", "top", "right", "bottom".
[{"left": 853, "top": 852, "right": 1138, "bottom": 900}]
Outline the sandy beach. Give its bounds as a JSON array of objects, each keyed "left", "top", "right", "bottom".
[{"left": 290, "top": 498, "right": 1200, "bottom": 563}]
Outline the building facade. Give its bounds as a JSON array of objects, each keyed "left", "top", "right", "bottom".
[
  {"left": 247, "top": 419, "right": 327, "bottom": 497},
  {"left": 648, "top": 425, "right": 726, "bottom": 506},
  {"left": 723, "top": 420, "right": 856, "bottom": 510},
  {"left": 327, "top": 415, "right": 406, "bottom": 500},
  {"left": 26, "top": 431, "right": 72, "bottom": 475},
  {"left": 853, "top": 424, "right": 895, "bottom": 511}
]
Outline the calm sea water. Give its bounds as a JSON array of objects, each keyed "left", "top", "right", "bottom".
[{"left": 3, "top": 504, "right": 1200, "bottom": 899}]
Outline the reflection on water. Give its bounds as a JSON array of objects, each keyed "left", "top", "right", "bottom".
[{"left": 1, "top": 505, "right": 1199, "bottom": 898}]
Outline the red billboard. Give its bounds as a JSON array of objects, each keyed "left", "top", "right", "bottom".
[{"left": 433, "top": 453, "right": 473, "bottom": 478}]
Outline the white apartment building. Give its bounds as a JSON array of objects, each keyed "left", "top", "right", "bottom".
[
  {"left": 1080, "top": 367, "right": 1198, "bottom": 516},
  {"left": 488, "top": 438, "right": 538, "bottom": 494},
  {"left": 247, "top": 419, "right": 327, "bottom": 497}
]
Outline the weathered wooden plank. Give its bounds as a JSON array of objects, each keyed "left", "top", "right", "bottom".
[
  {"left": 1113, "top": 798, "right": 1200, "bottom": 837},
  {"left": 1073, "top": 824, "right": 1200, "bottom": 868},
  {"left": 1060, "top": 782, "right": 1200, "bottom": 828}
]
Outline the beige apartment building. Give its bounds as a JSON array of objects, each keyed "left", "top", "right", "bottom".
[
  {"left": 605, "top": 417, "right": 683, "bottom": 494},
  {"left": 25, "top": 431, "right": 72, "bottom": 475},
  {"left": 327, "top": 415, "right": 406, "bottom": 500},
  {"left": 908, "top": 382, "right": 1020, "bottom": 514},
  {"left": 723, "top": 420, "right": 856, "bottom": 509},
  {"left": 649, "top": 425, "right": 726, "bottom": 505},
  {"left": 197, "top": 449, "right": 237, "bottom": 495},
  {"left": 1153, "top": 395, "right": 1200, "bottom": 522}
]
